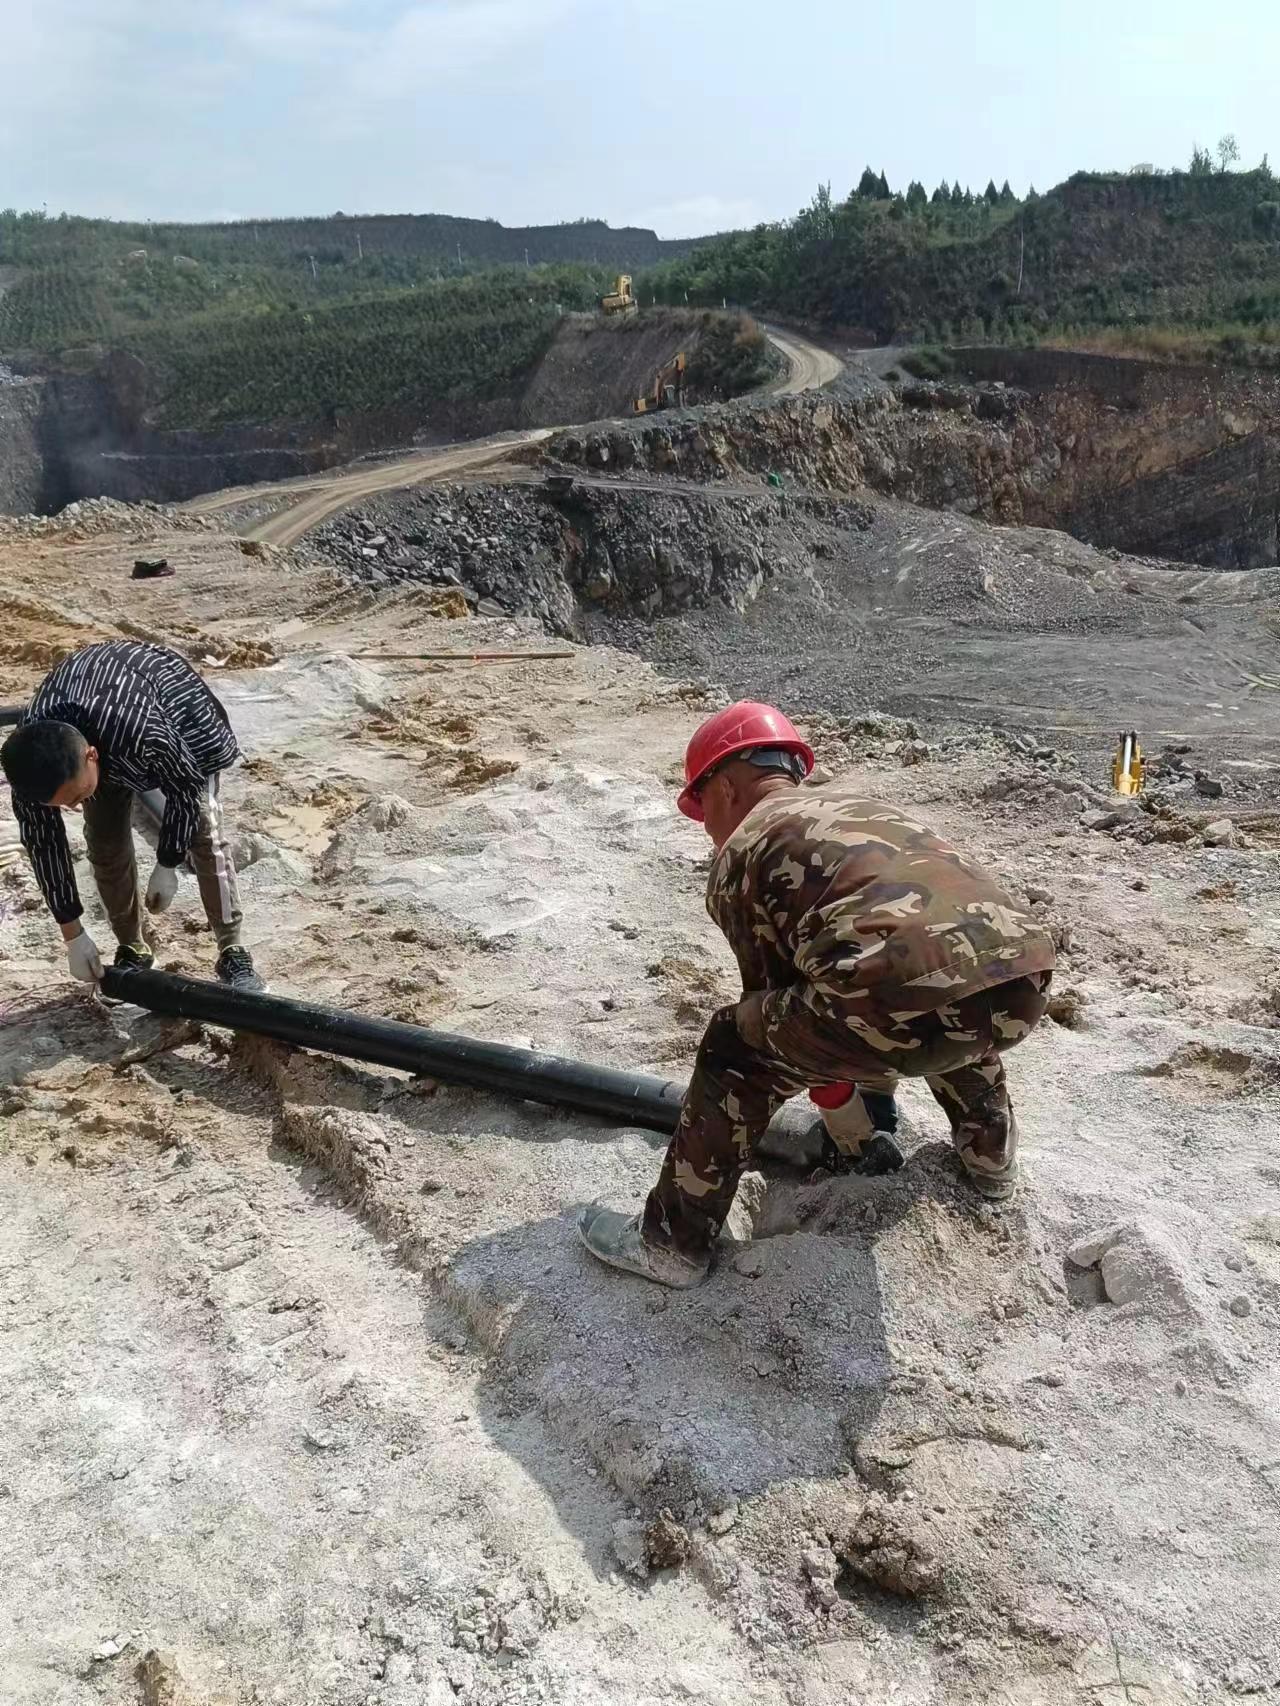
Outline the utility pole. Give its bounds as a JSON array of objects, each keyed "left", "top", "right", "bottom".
[
  {"left": 457, "top": 242, "right": 463, "bottom": 268},
  {"left": 308, "top": 253, "right": 317, "bottom": 282},
  {"left": 525, "top": 247, "right": 530, "bottom": 268},
  {"left": 1016, "top": 222, "right": 1025, "bottom": 297},
  {"left": 357, "top": 232, "right": 363, "bottom": 261}
]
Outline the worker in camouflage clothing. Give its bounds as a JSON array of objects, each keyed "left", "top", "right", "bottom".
[{"left": 580, "top": 702, "right": 1056, "bottom": 1289}]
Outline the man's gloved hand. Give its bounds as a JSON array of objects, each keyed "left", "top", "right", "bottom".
[
  {"left": 144, "top": 863, "right": 180, "bottom": 914},
  {"left": 65, "top": 929, "right": 104, "bottom": 984}
]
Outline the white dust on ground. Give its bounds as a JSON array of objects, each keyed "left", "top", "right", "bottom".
[{"left": 1, "top": 515, "right": 1280, "bottom": 1705}]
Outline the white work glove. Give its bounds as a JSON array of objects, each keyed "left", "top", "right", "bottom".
[
  {"left": 65, "top": 929, "right": 104, "bottom": 984},
  {"left": 145, "top": 863, "right": 180, "bottom": 914}
]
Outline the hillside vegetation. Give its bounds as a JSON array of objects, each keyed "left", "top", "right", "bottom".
[
  {"left": 6, "top": 157, "right": 1278, "bottom": 434},
  {"left": 0, "top": 210, "right": 698, "bottom": 430},
  {"left": 644, "top": 160, "right": 1280, "bottom": 351}
]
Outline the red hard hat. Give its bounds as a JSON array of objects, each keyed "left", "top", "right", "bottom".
[{"left": 678, "top": 701, "right": 815, "bottom": 821}]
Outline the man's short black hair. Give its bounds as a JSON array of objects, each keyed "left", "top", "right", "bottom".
[{"left": 0, "top": 721, "right": 89, "bottom": 802}]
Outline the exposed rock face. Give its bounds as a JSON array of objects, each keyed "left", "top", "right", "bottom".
[
  {"left": 0, "top": 313, "right": 749, "bottom": 515},
  {"left": 0, "top": 370, "right": 46, "bottom": 514},
  {"left": 308, "top": 479, "right": 869, "bottom": 637},
  {"left": 548, "top": 349, "right": 1280, "bottom": 570}
]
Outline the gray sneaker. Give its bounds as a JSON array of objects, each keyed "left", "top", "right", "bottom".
[
  {"left": 577, "top": 1204, "right": 710, "bottom": 1289},
  {"left": 215, "top": 947, "right": 266, "bottom": 994}
]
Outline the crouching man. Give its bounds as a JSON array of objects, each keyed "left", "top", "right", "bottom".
[
  {"left": 1, "top": 640, "right": 263, "bottom": 991},
  {"left": 580, "top": 702, "right": 1055, "bottom": 1288}
]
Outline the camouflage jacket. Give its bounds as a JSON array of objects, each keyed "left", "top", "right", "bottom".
[{"left": 706, "top": 782, "right": 1055, "bottom": 1035}]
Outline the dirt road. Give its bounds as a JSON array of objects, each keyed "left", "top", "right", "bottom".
[
  {"left": 187, "top": 431, "right": 552, "bottom": 549},
  {"left": 764, "top": 327, "right": 845, "bottom": 395},
  {"left": 184, "top": 329, "right": 840, "bottom": 548}
]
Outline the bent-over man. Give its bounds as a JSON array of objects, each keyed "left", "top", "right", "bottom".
[
  {"left": 580, "top": 701, "right": 1055, "bottom": 1288},
  {"left": 1, "top": 640, "right": 263, "bottom": 992}
]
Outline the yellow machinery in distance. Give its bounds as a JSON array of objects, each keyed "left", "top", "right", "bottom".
[
  {"left": 634, "top": 351, "right": 687, "bottom": 415},
  {"left": 600, "top": 274, "right": 637, "bottom": 315}
]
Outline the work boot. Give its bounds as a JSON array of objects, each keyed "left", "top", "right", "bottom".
[
  {"left": 215, "top": 946, "right": 266, "bottom": 994},
  {"left": 113, "top": 942, "right": 155, "bottom": 971},
  {"left": 964, "top": 1165, "right": 1019, "bottom": 1203},
  {"left": 577, "top": 1204, "right": 709, "bottom": 1289}
]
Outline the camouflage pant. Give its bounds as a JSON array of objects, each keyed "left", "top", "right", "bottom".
[{"left": 643, "top": 972, "right": 1051, "bottom": 1259}]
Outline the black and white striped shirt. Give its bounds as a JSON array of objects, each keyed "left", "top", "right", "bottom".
[{"left": 11, "top": 641, "right": 240, "bottom": 924}]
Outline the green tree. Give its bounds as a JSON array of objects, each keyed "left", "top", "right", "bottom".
[
  {"left": 999, "top": 180, "right": 1016, "bottom": 203},
  {"left": 877, "top": 169, "right": 891, "bottom": 199},
  {"left": 1216, "top": 133, "right": 1240, "bottom": 173},
  {"left": 906, "top": 180, "right": 928, "bottom": 211},
  {"left": 951, "top": 182, "right": 966, "bottom": 207},
  {"left": 984, "top": 179, "right": 1000, "bottom": 205},
  {"left": 856, "top": 167, "right": 881, "bottom": 200},
  {"left": 932, "top": 181, "right": 950, "bottom": 205},
  {"left": 1189, "top": 144, "right": 1214, "bottom": 176}
]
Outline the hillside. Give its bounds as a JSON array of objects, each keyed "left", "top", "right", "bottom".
[
  {"left": 645, "top": 166, "right": 1280, "bottom": 348},
  {"left": 0, "top": 208, "right": 697, "bottom": 335},
  {"left": 0, "top": 205, "right": 746, "bottom": 445}
]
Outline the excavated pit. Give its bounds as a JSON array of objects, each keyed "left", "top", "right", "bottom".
[{"left": 542, "top": 348, "right": 1280, "bottom": 572}]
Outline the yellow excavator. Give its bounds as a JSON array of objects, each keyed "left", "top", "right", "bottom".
[
  {"left": 600, "top": 274, "right": 637, "bottom": 315},
  {"left": 634, "top": 352, "right": 687, "bottom": 415}
]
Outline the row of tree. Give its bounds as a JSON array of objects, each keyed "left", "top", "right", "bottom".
[
  {"left": 641, "top": 162, "right": 1280, "bottom": 345},
  {"left": 853, "top": 168, "right": 1022, "bottom": 208}
]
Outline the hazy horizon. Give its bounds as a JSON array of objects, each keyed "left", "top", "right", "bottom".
[{"left": 5, "top": 0, "right": 1276, "bottom": 238}]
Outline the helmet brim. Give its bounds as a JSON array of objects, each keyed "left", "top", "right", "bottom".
[{"left": 677, "top": 784, "right": 705, "bottom": 822}]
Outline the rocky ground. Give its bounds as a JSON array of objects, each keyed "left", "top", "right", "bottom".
[
  {"left": 305, "top": 468, "right": 1280, "bottom": 794},
  {"left": 2, "top": 497, "right": 1280, "bottom": 1706}
]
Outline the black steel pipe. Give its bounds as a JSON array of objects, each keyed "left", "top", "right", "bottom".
[
  {"left": 100, "top": 965, "right": 686, "bottom": 1134},
  {"left": 0, "top": 705, "right": 24, "bottom": 727}
]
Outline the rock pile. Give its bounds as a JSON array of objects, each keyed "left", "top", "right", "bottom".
[
  {"left": 0, "top": 496, "right": 222, "bottom": 542},
  {"left": 310, "top": 479, "right": 852, "bottom": 637}
]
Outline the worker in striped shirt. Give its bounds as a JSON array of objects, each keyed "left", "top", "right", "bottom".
[{"left": 1, "top": 641, "right": 263, "bottom": 992}]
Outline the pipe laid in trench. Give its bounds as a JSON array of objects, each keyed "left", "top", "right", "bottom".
[
  {"left": 0, "top": 705, "right": 23, "bottom": 727},
  {"left": 99, "top": 965, "right": 686, "bottom": 1135}
]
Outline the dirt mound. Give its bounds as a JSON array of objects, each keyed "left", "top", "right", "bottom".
[
  {"left": 518, "top": 310, "right": 773, "bottom": 429},
  {"left": 309, "top": 479, "right": 858, "bottom": 637},
  {"left": 519, "top": 312, "right": 698, "bottom": 426}
]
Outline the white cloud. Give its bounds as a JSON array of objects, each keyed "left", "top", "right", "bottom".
[
  {"left": 216, "top": 0, "right": 583, "bottom": 89},
  {"left": 350, "top": 0, "right": 584, "bottom": 98}
]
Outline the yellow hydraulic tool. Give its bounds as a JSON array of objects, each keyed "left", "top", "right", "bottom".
[{"left": 1112, "top": 731, "right": 1145, "bottom": 795}]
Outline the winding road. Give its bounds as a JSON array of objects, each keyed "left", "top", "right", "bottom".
[
  {"left": 185, "top": 327, "right": 840, "bottom": 550},
  {"left": 764, "top": 327, "right": 845, "bottom": 395}
]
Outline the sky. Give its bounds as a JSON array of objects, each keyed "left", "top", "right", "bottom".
[{"left": 3, "top": 0, "right": 1277, "bottom": 235}]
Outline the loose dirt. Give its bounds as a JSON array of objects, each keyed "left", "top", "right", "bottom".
[{"left": 2, "top": 506, "right": 1279, "bottom": 1706}]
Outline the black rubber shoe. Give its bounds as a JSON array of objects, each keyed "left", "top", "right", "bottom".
[
  {"left": 114, "top": 942, "right": 155, "bottom": 971},
  {"left": 215, "top": 947, "right": 266, "bottom": 994}
]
